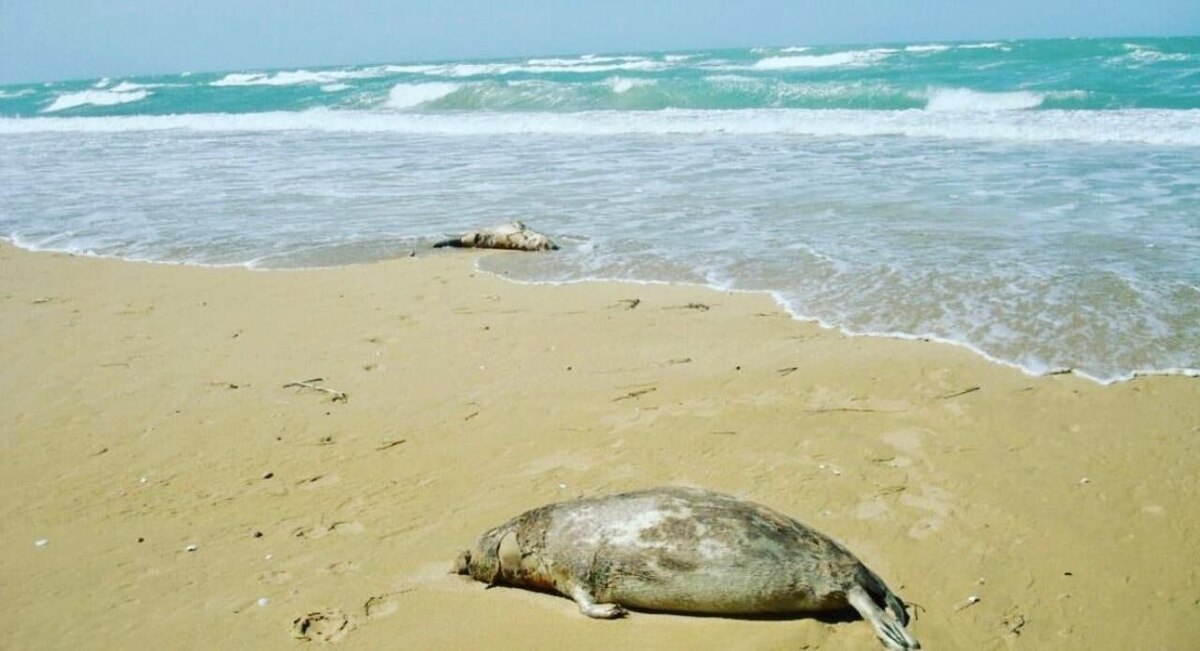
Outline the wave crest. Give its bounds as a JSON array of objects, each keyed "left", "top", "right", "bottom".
[
  {"left": 925, "top": 88, "right": 1044, "bottom": 111},
  {"left": 754, "top": 49, "right": 895, "bottom": 69},
  {"left": 42, "top": 89, "right": 149, "bottom": 113},
  {"left": 385, "top": 83, "right": 460, "bottom": 109},
  {"left": 211, "top": 68, "right": 390, "bottom": 87}
]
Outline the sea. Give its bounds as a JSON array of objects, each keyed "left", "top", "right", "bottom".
[{"left": 1, "top": 37, "right": 1198, "bottom": 383}]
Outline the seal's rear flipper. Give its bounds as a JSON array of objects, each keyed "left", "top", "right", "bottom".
[
  {"left": 848, "top": 585, "right": 920, "bottom": 650},
  {"left": 433, "top": 238, "right": 464, "bottom": 248},
  {"left": 860, "top": 565, "right": 911, "bottom": 626},
  {"left": 570, "top": 585, "right": 627, "bottom": 619}
]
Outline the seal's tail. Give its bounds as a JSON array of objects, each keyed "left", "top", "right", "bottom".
[
  {"left": 848, "top": 568, "right": 920, "bottom": 650},
  {"left": 433, "top": 238, "right": 464, "bottom": 248}
]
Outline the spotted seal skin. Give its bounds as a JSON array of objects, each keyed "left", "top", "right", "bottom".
[
  {"left": 454, "top": 486, "right": 919, "bottom": 650},
  {"left": 433, "top": 221, "right": 558, "bottom": 251}
]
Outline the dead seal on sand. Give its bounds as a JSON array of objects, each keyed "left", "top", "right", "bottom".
[
  {"left": 454, "top": 486, "right": 919, "bottom": 650},
  {"left": 433, "top": 221, "right": 558, "bottom": 251}
]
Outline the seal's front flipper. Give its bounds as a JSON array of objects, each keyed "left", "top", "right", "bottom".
[
  {"left": 848, "top": 585, "right": 920, "bottom": 650},
  {"left": 570, "top": 585, "right": 627, "bottom": 619},
  {"left": 451, "top": 550, "right": 471, "bottom": 575}
]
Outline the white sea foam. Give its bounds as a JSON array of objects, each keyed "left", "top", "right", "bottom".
[
  {"left": 382, "top": 64, "right": 441, "bottom": 74},
  {"left": 5, "top": 108, "right": 1199, "bottom": 146},
  {"left": 606, "top": 76, "right": 654, "bottom": 94},
  {"left": 41, "top": 89, "right": 149, "bottom": 113},
  {"left": 526, "top": 56, "right": 596, "bottom": 66},
  {"left": 93, "top": 78, "right": 112, "bottom": 88},
  {"left": 925, "top": 88, "right": 1044, "bottom": 111},
  {"left": 1117, "top": 44, "right": 1190, "bottom": 65},
  {"left": 321, "top": 83, "right": 350, "bottom": 92},
  {"left": 754, "top": 49, "right": 895, "bottom": 69},
  {"left": 110, "top": 81, "right": 155, "bottom": 93},
  {"left": 211, "top": 67, "right": 389, "bottom": 87},
  {"left": 754, "top": 46, "right": 811, "bottom": 54},
  {"left": 212, "top": 72, "right": 275, "bottom": 86},
  {"left": 385, "top": 82, "right": 460, "bottom": 108},
  {"left": 906, "top": 44, "right": 951, "bottom": 53},
  {"left": 527, "top": 55, "right": 643, "bottom": 67},
  {"left": 958, "top": 42, "right": 1008, "bottom": 50},
  {"left": 429, "top": 59, "right": 668, "bottom": 77},
  {"left": 378, "top": 56, "right": 668, "bottom": 78},
  {"left": 0, "top": 89, "right": 36, "bottom": 99}
]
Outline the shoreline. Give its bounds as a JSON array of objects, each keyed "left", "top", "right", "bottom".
[
  {"left": 2, "top": 243, "right": 1198, "bottom": 649},
  {"left": 486, "top": 270, "right": 1200, "bottom": 386},
  {"left": 7, "top": 237, "right": 1197, "bottom": 386}
]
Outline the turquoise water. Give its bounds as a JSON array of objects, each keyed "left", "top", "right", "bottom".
[
  {"left": 2, "top": 37, "right": 1198, "bottom": 115},
  {"left": 1, "top": 37, "right": 1198, "bottom": 381}
]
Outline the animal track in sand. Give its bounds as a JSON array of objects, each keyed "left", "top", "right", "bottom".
[
  {"left": 296, "top": 473, "right": 340, "bottom": 489},
  {"left": 291, "top": 527, "right": 318, "bottom": 540},
  {"left": 520, "top": 451, "right": 595, "bottom": 476},
  {"left": 802, "top": 395, "right": 912, "bottom": 414},
  {"left": 259, "top": 570, "right": 292, "bottom": 585},
  {"left": 325, "top": 560, "right": 362, "bottom": 575},
  {"left": 291, "top": 609, "right": 352, "bottom": 643},
  {"left": 293, "top": 520, "right": 364, "bottom": 539}
]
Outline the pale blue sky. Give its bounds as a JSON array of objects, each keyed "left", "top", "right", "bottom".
[{"left": 2, "top": 1, "right": 1197, "bottom": 84}]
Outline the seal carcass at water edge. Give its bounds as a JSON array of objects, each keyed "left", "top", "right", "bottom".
[
  {"left": 433, "top": 221, "right": 558, "bottom": 251},
  {"left": 454, "top": 486, "right": 920, "bottom": 650}
]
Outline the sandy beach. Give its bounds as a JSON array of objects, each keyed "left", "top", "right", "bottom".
[{"left": 1, "top": 242, "right": 1197, "bottom": 650}]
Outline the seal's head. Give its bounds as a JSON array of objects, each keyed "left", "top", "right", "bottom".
[{"left": 452, "top": 522, "right": 517, "bottom": 584}]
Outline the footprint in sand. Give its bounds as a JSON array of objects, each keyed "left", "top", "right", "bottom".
[
  {"left": 329, "top": 521, "right": 364, "bottom": 535},
  {"left": 900, "top": 485, "right": 955, "bottom": 539},
  {"left": 363, "top": 592, "right": 410, "bottom": 620},
  {"left": 880, "top": 428, "right": 928, "bottom": 457},
  {"left": 291, "top": 609, "right": 352, "bottom": 643},
  {"left": 878, "top": 428, "right": 956, "bottom": 538},
  {"left": 854, "top": 497, "right": 891, "bottom": 520}
]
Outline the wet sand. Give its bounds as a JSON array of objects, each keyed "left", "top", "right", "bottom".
[{"left": 1, "top": 243, "right": 1197, "bottom": 649}]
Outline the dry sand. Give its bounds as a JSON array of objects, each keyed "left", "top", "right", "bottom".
[{"left": 1, "top": 242, "right": 1197, "bottom": 650}]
